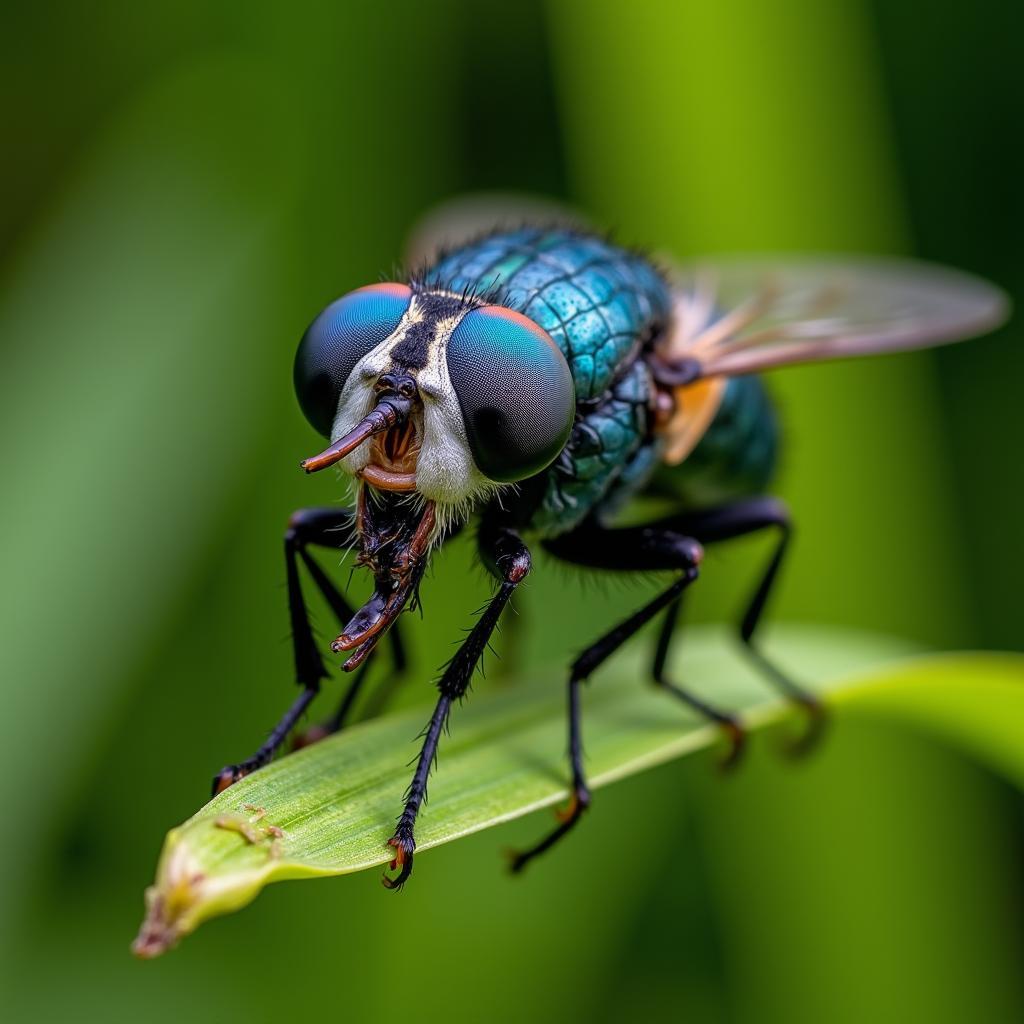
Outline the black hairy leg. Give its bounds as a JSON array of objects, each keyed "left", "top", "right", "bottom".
[
  {"left": 212, "top": 507, "right": 405, "bottom": 795},
  {"left": 652, "top": 497, "right": 824, "bottom": 753},
  {"left": 382, "top": 520, "right": 532, "bottom": 890},
  {"left": 291, "top": 543, "right": 408, "bottom": 748},
  {"left": 508, "top": 520, "right": 704, "bottom": 873}
]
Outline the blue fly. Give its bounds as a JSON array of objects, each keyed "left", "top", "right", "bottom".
[{"left": 213, "top": 204, "right": 1008, "bottom": 887}]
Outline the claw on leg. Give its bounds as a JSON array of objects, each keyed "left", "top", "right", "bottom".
[
  {"left": 508, "top": 786, "right": 589, "bottom": 875},
  {"left": 784, "top": 693, "right": 828, "bottom": 758},
  {"left": 291, "top": 724, "right": 331, "bottom": 751},
  {"left": 718, "top": 715, "right": 747, "bottom": 771},
  {"left": 555, "top": 789, "right": 584, "bottom": 824},
  {"left": 656, "top": 677, "right": 746, "bottom": 773},
  {"left": 741, "top": 647, "right": 827, "bottom": 758},
  {"left": 212, "top": 764, "right": 251, "bottom": 797},
  {"left": 382, "top": 833, "right": 415, "bottom": 890}
]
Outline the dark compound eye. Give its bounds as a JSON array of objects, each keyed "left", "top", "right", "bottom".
[
  {"left": 294, "top": 283, "right": 412, "bottom": 436},
  {"left": 446, "top": 306, "right": 575, "bottom": 482}
]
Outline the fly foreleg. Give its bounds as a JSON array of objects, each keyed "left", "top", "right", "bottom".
[
  {"left": 382, "top": 523, "right": 531, "bottom": 889},
  {"left": 212, "top": 507, "right": 405, "bottom": 794},
  {"left": 291, "top": 543, "right": 408, "bottom": 747}
]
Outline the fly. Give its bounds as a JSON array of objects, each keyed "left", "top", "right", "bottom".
[{"left": 212, "top": 208, "right": 1009, "bottom": 889}]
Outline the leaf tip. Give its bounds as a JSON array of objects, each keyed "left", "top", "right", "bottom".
[{"left": 132, "top": 832, "right": 208, "bottom": 959}]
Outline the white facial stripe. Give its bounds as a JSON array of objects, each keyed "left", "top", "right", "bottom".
[
  {"left": 328, "top": 292, "right": 504, "bottom": 508},
  {"left": 415, "top": 312, "right": 495, "bottom": 505}
]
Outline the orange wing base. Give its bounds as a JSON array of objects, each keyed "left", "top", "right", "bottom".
[{"left": 657, "top": 377, "right": 726, "bottom": 466}]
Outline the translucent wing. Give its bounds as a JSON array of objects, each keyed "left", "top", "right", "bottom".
[
  {"left": 403, "top": 192, "right": 590, "bottom": 269},
  {"left": 661, "top": 255, "right": 1009, "bottom": 378}
]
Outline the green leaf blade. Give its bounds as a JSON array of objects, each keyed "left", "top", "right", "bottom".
[{"left": 133, "top": 627, "right": 1024, "bottom": 957}]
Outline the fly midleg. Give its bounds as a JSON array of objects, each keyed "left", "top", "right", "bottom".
[
  {"left": 654, "top": 597, "right": 746, "bottom": 768},
  {"left": 650, "top": 496, "right": 826, "bottom": 753},
  {"left": 508, "top": 521, "right": 704, "bottom": 873}
]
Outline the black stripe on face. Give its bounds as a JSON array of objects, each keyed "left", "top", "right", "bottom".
[{"left": 390, "top": 291, "right": 470, "bottom": 369}]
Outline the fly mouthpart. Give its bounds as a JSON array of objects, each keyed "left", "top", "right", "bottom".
[
  {"left": 329, "top": 496, "right": 436, "bottom": 668},
  {"left": 300, "top": 392, "right": 413, "bottom": 474},
  {"left": 358, "top": 396, "right": 421, "bottom": 492}
]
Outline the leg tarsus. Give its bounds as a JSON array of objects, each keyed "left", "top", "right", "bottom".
[
  {"left": 212, "top": 684, "right": 319, "bottom": 795},
  {"left": 382, "top": 825, "right": 416, "bottom": 890},
  {"left": 653, "top": 596, "right": 747, "bottom": 770},
  {"left": 290, "top": 724, "right": 330, "bottom": 751},
  {"left": 656, "top": 676, "right": 747, "bottom": 770},
  {"left": 665, "top": 498, "right": 828, "bottom": 756},
  {"left": 555, "top": 785, "right": 591, "bottom": 824},
  {"left": 744, "top": 643, "right": 828, "bottom": 755},
  {"left": 740, "top": 637, "right": 827, "bottom": 756},
  {"left": 785, "top": 691, "right": 827, "bottom": 757},
  {"left": 719, "top": 715, "right": 747, "bottom": 769},
  {"left": 508, "top": 783, "right": 589, "bottom": 875},
  {"left": 212, "top": 766, "right": 245, "bottom": 795},
  {"left": 382, "top": 521, "right": 532, "bottom": 888},
  {"left": 381, "top": 693, "right": 453, "bottom": 890}
]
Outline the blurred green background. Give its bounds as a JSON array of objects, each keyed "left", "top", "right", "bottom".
[{"left": 1, "top": 1, "right": 1021, "bottom": 1021}]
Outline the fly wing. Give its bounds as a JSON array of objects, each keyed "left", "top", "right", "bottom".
[
  {"left": 402, "top": 192, "right": 590, "bottom": 269},
  {"left": 661, "top": 255, "right": 1009, "bottom": 379}
]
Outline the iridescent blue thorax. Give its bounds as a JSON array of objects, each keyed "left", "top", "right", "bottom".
[
  {"left": 426, "top": 228, "right": 671, "bottom": 535},
  {"left": 426, "top": 227, "right": 670, "bottom": 402},
  {"left": 425, "top": 227, "right": 778, "bottom": 536}
]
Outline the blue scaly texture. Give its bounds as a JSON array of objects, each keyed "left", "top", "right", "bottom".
[
  {"left": 426, "top": 227, "right": 670, "bottom": 402},
  {"left": 427, "top": 227, "right": 669, "bottom": 535},
  {"left": 425, "top": 227, "right": 778, "bottom": 534}
]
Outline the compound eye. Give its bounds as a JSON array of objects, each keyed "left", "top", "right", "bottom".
[
  {"left": 446, "top": 306, "right": 575, "bottom": 482},
  {"left": 294, "top": 283, "right": 412, "bottom": 436}
]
